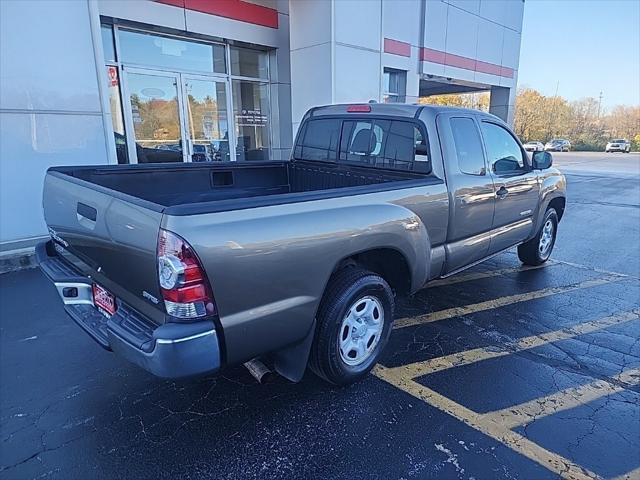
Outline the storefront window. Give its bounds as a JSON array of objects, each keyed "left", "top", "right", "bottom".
[
  {"left": 105, "top": 66, "right": 128, "bottom": 164},
  {"left": 127, "top": 72, "right": 183, "bottom": 163},
  {"left": 101, "top": 25, "right": 275, "bottom": 164},
  {"left": 232, "top": 80, "right": 270, "bottom": 161},
  {"left": 383, "top": 68, "right": 407, "bottom": 103},
  {"left": 184, "top": 79, "right": 230, "bottom": 162},
  {"left": 118, "top": 30, "right": 226, "bottom": 74},
  {"left": 230, "top": 47, "right": 268, "bottom": 79},
  {"left": 101, "top": 25, "right": 116, "bottom": 62}
]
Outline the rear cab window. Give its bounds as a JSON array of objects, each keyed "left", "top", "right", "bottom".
[{"left": 294, "top": 116, "right": 431, "bottom": 174}]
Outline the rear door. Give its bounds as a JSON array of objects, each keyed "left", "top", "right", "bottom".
[
  {"left": 479, "top": 120, "right": 540, "bottom": 254},
  {"left": 438, "top": 114, "right": 496, "bottom": 273},
  {"left": 43, "top": 171, "right": 165, "bottom": 323}
]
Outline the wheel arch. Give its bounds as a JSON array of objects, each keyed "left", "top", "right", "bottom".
[
  {"left": 272, "top": 243, "right": 422, "bottom": 383},
  {"left": 548, "top": 196, "right": 566, "bottom": 221},
  {"left": 331, "top": 247, "right": 413, "bottom": 297}
]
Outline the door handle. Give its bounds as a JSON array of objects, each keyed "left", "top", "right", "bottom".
[{"left": 496, "top": 186, "right": 509, "bottom": 199}]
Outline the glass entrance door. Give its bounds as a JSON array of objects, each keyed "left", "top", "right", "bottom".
[
  {"left": 123, "top": 68, "right": 233, "bottom": 163},
  {"left": 124, "top": 69, "right": 186, "bottom": 163},
  {"left": 181, "top": 75, "right": 232, "bottom": 162}
]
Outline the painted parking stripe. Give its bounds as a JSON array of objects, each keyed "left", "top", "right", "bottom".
[
  {"left": 554, "top": 259, "right": 636, "bottom": 280},
  {"left": 427, "top": 260, "right": 558, "bottom": 288},
  {"left": 373, "top": 365, "right": 601, "bottom": 480},
  {"left": 484, "top": 367, "right": 640, "bottom": 429},
  {"left": 393, "top": 275, "right": 627, "bottom": 330},
  {"left": 387, "top": 310, "right": 640, "bottom": 379}
]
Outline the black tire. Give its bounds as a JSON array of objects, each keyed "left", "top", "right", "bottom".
[
  {"left": 309, "top": 266, "right": 394, "bottom": 385},
  {"left": 518, "top": 208, "right": 559, "bottom": 266}
]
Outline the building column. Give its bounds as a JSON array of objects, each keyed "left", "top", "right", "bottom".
[
  {"left": 489, "top": 85, "right": 517, "bottom": 126},
  {"left": 289, "top": 0, "right": 383, "bottom": 135}
]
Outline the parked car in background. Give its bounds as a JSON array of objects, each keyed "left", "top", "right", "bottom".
[
  {"left": 36, "top": 104, "right": 566, "bottom": 386},
  {"left": 524, "top": 141, "right": 544, "bottom": 152},
  {"left": 545, "top": 139, "right": 571, "bottom": 152},
  {"left": 605, "top": 139, "right": 631, "bottom": 153}
]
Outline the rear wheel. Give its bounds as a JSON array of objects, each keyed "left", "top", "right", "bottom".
[
  {"left": 518, "top": 208, "right": 558, "bottom": 265},
  {"left": 309, "top": 267, "right": 394, "bottom": 385}
]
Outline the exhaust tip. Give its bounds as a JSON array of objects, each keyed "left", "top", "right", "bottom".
[{"left": 243, "top": 359, "right": 274, "bottom": 384}]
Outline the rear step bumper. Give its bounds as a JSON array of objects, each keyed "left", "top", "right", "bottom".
[{"left": 36, "top": 241, "right": 221, "bottom": 378}]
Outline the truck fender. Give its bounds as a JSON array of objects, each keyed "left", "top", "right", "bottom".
[
  {"left": 529, "top": 170, "right": 566, "bottom": 241},
  {"left": 271, "top": 209, "right": 430, "bottom": 382}
]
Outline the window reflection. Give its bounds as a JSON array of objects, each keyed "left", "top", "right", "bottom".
[
  {"left": 185, "top": 79, "right": 230, "bottom": 162},
  {"left": 101, "top": 25, "right": 116, "bottom": 62},
  {"left": 127, "top": 73, "right": 183, "bottom": 163},
  {"left": 230, "top": 47, "right": 268, "bottom": 78},
  {"left": 119, "top": 30, "right": 226, "bottom": 74},
  {"left": 232, "top": 81, "right": 270, "bottom": 161}
]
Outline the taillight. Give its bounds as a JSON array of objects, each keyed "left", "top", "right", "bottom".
[{"left": 157, "top": 229, "right": 216, "bottom": 320}]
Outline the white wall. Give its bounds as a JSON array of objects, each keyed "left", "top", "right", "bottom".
[
  {"left": 0, "top": 0, "right": 109, "bottom": 250},
  {"left": 419, "top": 0, "right": 523, "bottom": 88},
  {"left": 289, "top": 0, "right": 333, "bottom": 133}
]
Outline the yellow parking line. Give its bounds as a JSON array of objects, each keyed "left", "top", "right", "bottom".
[
  {"left": 427, "top": 261, "right": 558, "bottom": 288},
  {"left": 484, "top": 368, "right": 640, "bottom": 429},
  {"left": 393, "top": 275, "right": 627, "bottom": 330},
  {"left": 553, "top": 259, "right": 633, "bottom": 280},
  {"left": 387, "top": 310, "right": 640, "bottom": 379},
  {"left": 373, "top": 365, "right": 601, "bottom": 480}
]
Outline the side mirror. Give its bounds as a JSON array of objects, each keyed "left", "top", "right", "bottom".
[{"left": 532, "top": 150, "right": 553, "bottom": 170}]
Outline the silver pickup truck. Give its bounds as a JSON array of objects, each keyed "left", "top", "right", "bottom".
[{"left": 37, "top": 104, "right": 566, "bottom": 385}]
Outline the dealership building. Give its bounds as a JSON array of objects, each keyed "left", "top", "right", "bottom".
[{"left": 0, "top": 0, "right": 524, "bottom": 253}]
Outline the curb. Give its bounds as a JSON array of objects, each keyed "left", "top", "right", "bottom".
[{"left": 0, "top": 248, "right": 37, "bottom": 275}]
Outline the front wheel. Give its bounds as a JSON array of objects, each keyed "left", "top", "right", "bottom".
[
  {"left": 309, "top": 267, "right": 394, "bottom": 385},
  {"left": 518, "top": 208, "right": 559, "bottom": 266}
]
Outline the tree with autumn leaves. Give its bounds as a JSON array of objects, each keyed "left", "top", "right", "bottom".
[
  {"left": 420, "top": 88, "right": 639, "bottom": 151},
  {"left": 514, "top": 88, "right": 639, "bottom": 151}
]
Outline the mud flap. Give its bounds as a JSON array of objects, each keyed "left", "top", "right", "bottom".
[{"left": 273, "top": 319, "right": 316, "bottom": 382}]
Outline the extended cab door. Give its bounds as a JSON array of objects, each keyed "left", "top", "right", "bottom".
[
  {"left": 479, "top": 120, "right": 540, "bottom": 254},
  {"left": 438, "top": 114, "right": 496, "bottom": 274}
]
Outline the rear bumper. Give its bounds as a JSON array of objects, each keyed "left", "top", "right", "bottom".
[{"left": 36, "top": 241, "right": 221, "bottom": 378}]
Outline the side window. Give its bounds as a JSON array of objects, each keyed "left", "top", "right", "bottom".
[
  {"left": 294, "top": 119, "right": 341, "bottom": 161},
  {"left": 450, "top": 117, "right": 486, "bottom": 175},
  {"left": 480, "top": 122, "right": 527, "bottom": 174}
]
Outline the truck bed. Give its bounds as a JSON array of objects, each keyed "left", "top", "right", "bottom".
[{"left": 51, "top": 160, "right": 431, "bottom": 215}]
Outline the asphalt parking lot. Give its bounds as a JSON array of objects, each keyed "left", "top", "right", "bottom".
[{"left": 1, "top": 152, "right": 639, "bottom": 480}]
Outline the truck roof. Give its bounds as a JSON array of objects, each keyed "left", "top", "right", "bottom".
[{"left": 308, "top": 103, "right": 498, "bottom": 120}]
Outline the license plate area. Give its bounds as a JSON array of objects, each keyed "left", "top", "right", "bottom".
[{"left": 93, "top": 283, "right": 117, "bottom": 317}]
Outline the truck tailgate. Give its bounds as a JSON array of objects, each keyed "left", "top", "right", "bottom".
[{"left": 43, "top": 171, "right": 165, "bottom": 324}]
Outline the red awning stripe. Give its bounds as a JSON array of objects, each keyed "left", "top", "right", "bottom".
[
  {"left": 419, "top": 46, "right": 514, "bottom": 78},
  {"left": 383, "top": 38, "right": 411, "bottom": 57},
  {"left": 155, "top": 0, "right": 279, "bottom": 29}
]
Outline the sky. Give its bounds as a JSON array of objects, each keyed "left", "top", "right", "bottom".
[{"left": 518, "top": 0, "right": 640, "bottom": 109}]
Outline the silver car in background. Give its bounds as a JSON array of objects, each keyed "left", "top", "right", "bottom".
[
  {"left": 524, "top": 141, "right": 544, "bottom": 152},
  {"left": 545, "top": 139, "right": 571, "bottom": 152},
  {"left": 606, "top": 139, "right": 631, "bottom": 153}
]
